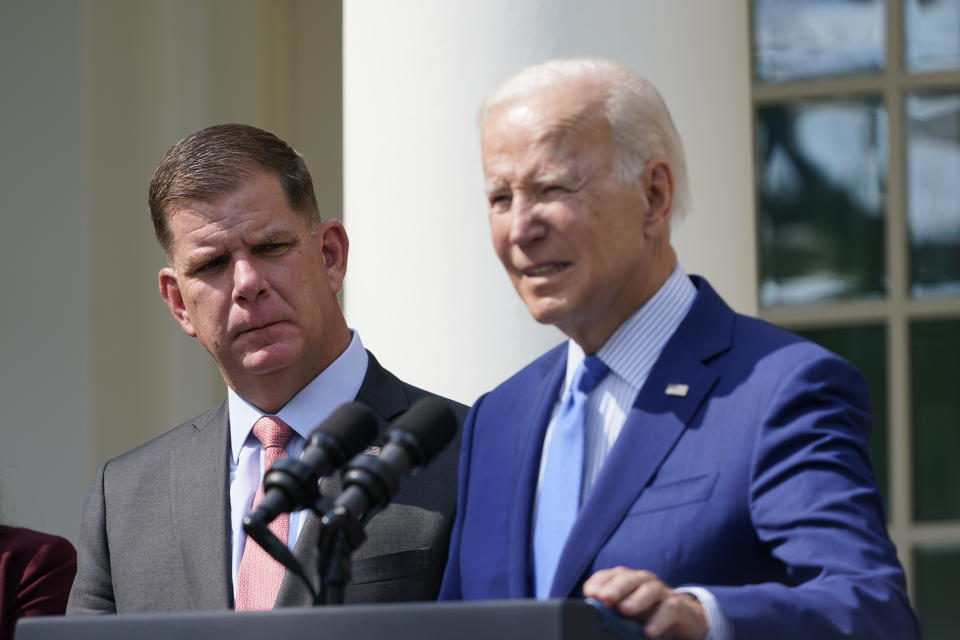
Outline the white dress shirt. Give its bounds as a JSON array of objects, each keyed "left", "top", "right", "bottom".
[
  {"left": 227, "top": 330, "right": 368, "bottom": 592},
  {"left": 536, "top": 265, "right": 731, "bottom": 640}
]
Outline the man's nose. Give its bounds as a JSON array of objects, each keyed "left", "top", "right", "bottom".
[
  {"left": 232, "top": 257, "right": 268, "bottom": 302},
  {"left": 508, "top": 198, "right": 547, "bottom": 245}
]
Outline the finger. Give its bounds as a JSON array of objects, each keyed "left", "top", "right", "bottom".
[
  {"left": 583, "top": 566, "right": 636, "bottom": 601},
  {"left": 582, "top": 567, "right": 619, "bottom": 596},
  {"left": 616, "top": 578, "right": 672, "bottom": 619},
  {"left": 589, "top": 568, "right": 658, "bottom": 607},
  {"left": 643, "top": 593, "right": 707, "bottom": 640}
]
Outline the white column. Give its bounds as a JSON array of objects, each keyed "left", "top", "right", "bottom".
[{"left": 344, "top": 0, "right": 756, "bottom": 405}]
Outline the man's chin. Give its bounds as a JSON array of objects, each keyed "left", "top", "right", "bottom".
[
  {"left": 523, "top": 297, "right": 571, "bottom": 326},
  {"left": 236, "top": 346, "right": 299, "bottom": 376}
]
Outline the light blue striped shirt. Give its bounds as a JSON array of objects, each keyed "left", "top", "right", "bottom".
[
  {"left": 540, "top": 263, "right": 697, "bottom": 497},
  {"left": 536, "top": 264, "right": 731, "bottom": 640}
]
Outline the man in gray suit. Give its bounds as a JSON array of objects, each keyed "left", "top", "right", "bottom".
[{"left": 67, "top": 124, "right": 465, "bottom": 613}]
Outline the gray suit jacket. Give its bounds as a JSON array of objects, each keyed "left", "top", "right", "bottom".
[{"left": 67, "top": 352, "right": 466, "bottom": 613}]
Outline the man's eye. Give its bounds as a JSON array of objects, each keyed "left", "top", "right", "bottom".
[
  {"left": 489, "top": 195, "right": 512, "bottom": 211},
  {"left": 191, "top": 257, "right": 225, "bottom": 275},
  {"left": 258, "top": 242, "right": 289, "bottom": 254},
  {"left": 543, "top": 185, "right": 567, "bottom": 196}
]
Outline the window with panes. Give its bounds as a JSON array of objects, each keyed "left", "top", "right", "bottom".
[{"left": 751, "top": 1, "right": 960, "bottom": 637}]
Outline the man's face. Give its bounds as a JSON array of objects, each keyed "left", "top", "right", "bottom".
[
  {"left": 158, "top": 171, "right": 348, "bottom": 394},
  {"left": 483, "top": 83, "right": 673, "bottom": 350}
]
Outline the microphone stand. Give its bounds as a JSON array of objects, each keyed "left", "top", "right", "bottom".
[
  {"left": 250, "top": 398, "right": 455, "bottom": 606},
  {"left": 312, "top": 454, "right": 393, "bottom": 605},
  {"left": 314, "top": 501, "right": 367, "bottom": 605},
  {"left": 245, "top": 475, "right": 369, "bottom": 607}
]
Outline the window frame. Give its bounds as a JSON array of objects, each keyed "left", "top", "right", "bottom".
[{"left": 750, "top": 0, "right": 960, "bottom": 599}]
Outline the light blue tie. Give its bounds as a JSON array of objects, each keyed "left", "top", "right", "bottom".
[{"left": 533, "top": 354, "right": 610, "bottom": 599}]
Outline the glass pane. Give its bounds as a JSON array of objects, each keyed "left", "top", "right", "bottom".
[
  {"left": 905, "top": 0, "right": 960, "bottom": 72},
  {"left": 795, "top": 325, "right": 888, "bottom": 504},
  {"left": 907, "top": 92, "right": 960, "bottom": 298},
  {"left": 753, "top": 0, "right": 885, "bottom": 83},
  {"left": 911, "top": 319, "right": 960, "bottom": 521},
  {"left": 757, "top": 99, "right": 888, "bottom": 307},
  {"left": 914, "top": 544, "right": 960, "bottom": 640}
]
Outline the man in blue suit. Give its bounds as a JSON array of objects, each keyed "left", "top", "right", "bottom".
[{"left": 439, "top": 58, "right": 918, "bottom": 640}]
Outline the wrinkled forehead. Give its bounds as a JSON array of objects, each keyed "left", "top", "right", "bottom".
[
  {"left": 485, "top": 76, "right": 609, "bottom": 133},
  {"left": 164, "top": 173, "right": 311, "bottom": 253},
  {"left": 484, "top": 83, "right": 611, "bottom": 150},
  {"left": 482, "top": 92, "right": 614, "bottom": 186}
]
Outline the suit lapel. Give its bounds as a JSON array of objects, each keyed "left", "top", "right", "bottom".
[
  {"left": 507, "top": 347, "right": 567, "bottom": 598},
  {"left": 353, "top": 350, "right": 414, "bottom": 426},
  {"left": 550, "top": 350, "right": 718, "bottom": 596},
  {"left": 169, "top": 402, "right": 233, "bottom": 609},
  {"left": 551, "top": 277, "right": 733, "bottom": 597},
  {"left": 277, "top": 475, "right": 342, "bottom": 607},
  {"left": 276, "top": 350, "right": 408, "bottom": 607}
]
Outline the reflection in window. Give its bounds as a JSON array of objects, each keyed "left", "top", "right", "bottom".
[
  {"left": 754, "top": 0, "right": 885, "bottom": 83},
  {"left": 757, "top": 99, "right": 887, "bottom": 306},
  {"left": 907, "top": 91, "right": 960, "bottom": 297},
  {"left": 905, "top": 0, "right": 960, "bottom": 72}
]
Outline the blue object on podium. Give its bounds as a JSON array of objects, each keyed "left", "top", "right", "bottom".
[{"left": 16, "top": 600, "right": 640, "bottom": 640}]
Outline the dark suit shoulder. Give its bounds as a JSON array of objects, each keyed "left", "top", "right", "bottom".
[
  {"left": 358, "top": 352, "right": 467, "bottom": 502},
  {"left": 335, "top": 352, "right": 467, "bottom": 603},
  {"left": 731, "top": 311, "right": 816, "bottom": 353},
  {"left": 388, "top": 372, "right": 470, "bottom": 425},
  {"left": 677, "top": 276, "right": 854, "bottom": 376},
  {"left": 726, "top": 308, "right": 864, "bottom": 390},
  {"left": 357, "top": 350, "right": 468, "bottom": 424}
]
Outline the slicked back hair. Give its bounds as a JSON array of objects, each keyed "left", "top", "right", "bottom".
[
  {"left": 481, "top": 58, "right": 690, "bottom": 220},
  {"left": 149, "top": 123, "right": 321, "bottom": 255}
]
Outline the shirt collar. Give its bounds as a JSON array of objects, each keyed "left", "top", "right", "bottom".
[
  {"left": 564, "top": 264, "right": 697, "bottom": 392},
  {"left": 228, "top": 330, "right": 369, "bottom": 463}
]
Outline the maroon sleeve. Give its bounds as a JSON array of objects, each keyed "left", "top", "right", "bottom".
[{"left": 1, "top": 527, "right": 78, "bottom": 640}]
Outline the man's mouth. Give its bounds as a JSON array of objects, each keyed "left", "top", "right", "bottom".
[
  {"left": 236, "top": 320, "right": 284, "bottom": 337},
  {"left": 524, "top": 263, "right": 569, "bottom": 277}
]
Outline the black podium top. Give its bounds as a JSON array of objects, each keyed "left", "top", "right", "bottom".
[{"left": 17, "top": 599, "right": 635, "bottom": 640}]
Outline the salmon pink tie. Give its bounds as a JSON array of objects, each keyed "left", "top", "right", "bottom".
[{"left": 235, "top": 416, "right": 295, "bottom": 610}]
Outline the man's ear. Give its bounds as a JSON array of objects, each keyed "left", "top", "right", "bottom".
[
  {"left": 316, "top": 220, "right": 349, "bottom": 294},
  {"left": 641, "top": 158, "right": 675, "bottom": 236},
  {"left": 158, "top": 268, "right": 197, "bottom": 337}
]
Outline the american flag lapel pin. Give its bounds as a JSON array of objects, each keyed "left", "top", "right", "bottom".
[
  {"left": 665, "top": 383, "right": 689, "bottom": 397},
  {"left": 363, "top": 445, "right": 381, "bottom": 456}
]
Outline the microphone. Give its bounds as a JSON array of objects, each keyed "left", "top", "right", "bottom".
[
  {"left": 243, "top": 402, "right": 378, "bottom": 532},
  {"left": 323, "top": 397, "right": 458, "bottom": 526}
]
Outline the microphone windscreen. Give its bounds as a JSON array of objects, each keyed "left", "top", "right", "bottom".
[
  {"left": 386, "top": 398, "right": 458, "bottom": 465},
  {"left": 309, "top": 402, "right": 379, "bottom": 459}
]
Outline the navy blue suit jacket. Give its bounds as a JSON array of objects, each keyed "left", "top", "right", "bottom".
[{"left": 440, "top": 277, "right": 918, "bottom": 639}]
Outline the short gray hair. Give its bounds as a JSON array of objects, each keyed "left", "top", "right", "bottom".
[{"left": 481, "top": 58, "right": 689, "bottom": 220}]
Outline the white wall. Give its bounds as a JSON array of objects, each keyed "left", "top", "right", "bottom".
[{"left": 343, "top": 0, "right": 756, "bottom": 406}]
